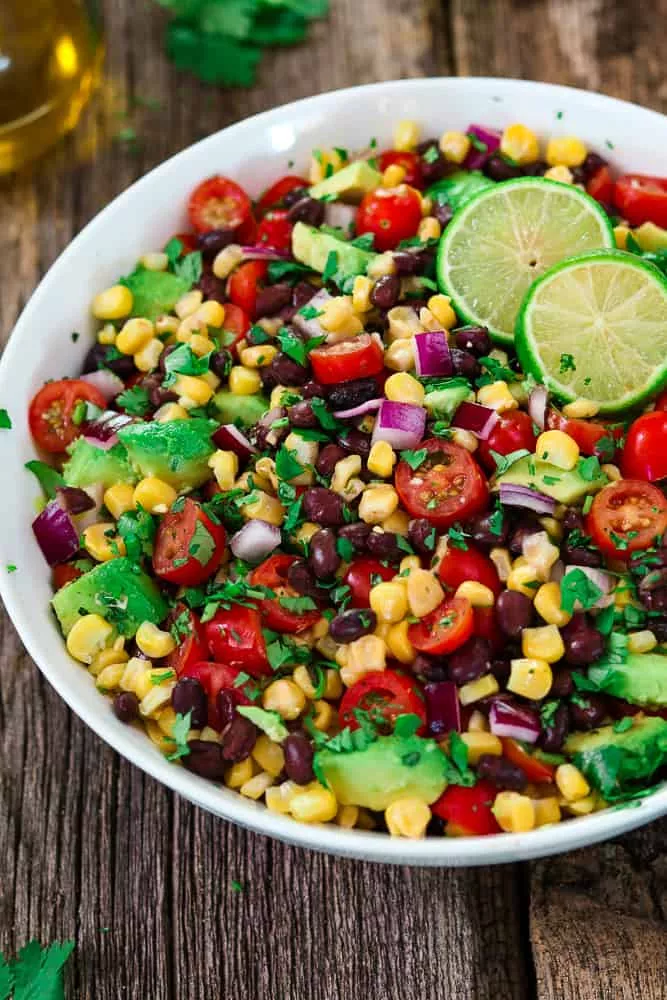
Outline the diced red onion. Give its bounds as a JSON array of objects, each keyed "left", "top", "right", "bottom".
[
  {"left": 498, "top": 483, "right": 556, "bottom": 515},
  {"left": 451, "top": 401, "right": 499, "bottom": 440},
  {"left": 424, "top": 681, "right": 461, "bottom": 737},
  {"left": 55, "top": 486, "right": 95, "bottom": 515},
  {"left": 414, "top": 332, "right": 453, "bottom": 377},
  {"left": 562, "top": 565, "right": 616, "bottom": 609},
  {"left": 212, "top": 423, "right": 256, "bottom": 461},
  {"left": 333, "top": 398, "right": 383, "bottom": 420},
  {"left": 240, "top": 245, "right": 291, "bottom": 261},
  {"left": 463, "top": 124, "right": 502, "bottom": 170},
  {"left": 32, "top": 499, "right": 80, "bottom": 567},
  {"left": 230, "top": 520, "right": 281, "bottom": 563},
  {"left": 80, "top": 369, "right": 125, "bottom": 402},
  {"left": 82, "top": 411, "right": 134, "bottom": 451},
  {"left": 259, "top": 406, "right": 287, "bottom": 447},
  {"left": 489, "top": 700, "right": 541, "bottom": 745},
  {"left": 324, "top": 202, "right": 357, "bottom": 233},
  {"left": 371, "top": 401, "right": 426, "bottom": 451},
  {"left": 292, "top": 288, "right": 332, "bottom": 339},
  {"left": 528, "top": 386, "right": 549, "bottom": 430}
]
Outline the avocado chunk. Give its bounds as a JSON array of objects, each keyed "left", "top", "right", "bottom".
[
  {"left": 423, "top": 378, "right": 474, "bottom": 421},
  {"left": 117, "top": 418, "right": 215, "bottom": 491},
  {"left": 63, "top": 438, "right": 137, "bottom": 490},
  {"left": 292, "top": 222, "right": 377, "bottom": 280},
  {"left": 309, "top": 160, "right": 382, "bottom": 203},
  {"left": 588, "top": 652, "right": 667, "bottom": 707},
  {"left": 314, "top": 732, "right": 448, "bottom": 810},
  {"left": 494, "top": 455, "right": 607, "bottom": 504},
  {"left": 426, "top": 170, "right": 495, "bottom": 213},
  {"left": 211, "top": 390, "right": 269, "bottom": 428},
  {"left": 565, "top": 716, "right": 667, "bottom": 800},
  {"left": 52, "top": 557, "right": 169, "bottom": 637},
  {"left": 120, "top": 268, "right": 191, "bottom": 322}
]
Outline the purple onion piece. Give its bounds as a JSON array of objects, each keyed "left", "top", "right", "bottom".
[
  {"left": 32, "top": 500, "right": 80, "bottom": 567},
  {"left": 414, "top": 332, "right": 453, "bottom": 377},
  {"left": 333, "top": 398, "right": 383, "bottom": 420},
  {"left": 230, "top": 520, "right": 281, "bottom": 564},
  {"left": 489, "top": 699, "right": 541, "bottom": 744},
  {"left": 55, "top": 486, "right": 95, "bottom": 515},
  {"left": 498, "top": 483, "right": 556, "bottom": 516},
  {"left": 451, "top": 401, "right": 499, "bottom": 440},
  {"left": 371, "top": 400, "right": 426, "bottom": 451},
  {"left": 424, "top": 681, "right": 461, "bottom": 737}
]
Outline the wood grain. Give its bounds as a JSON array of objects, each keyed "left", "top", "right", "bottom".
[{"left": 1, "top": 1, "right": 666, "bottom": 998}]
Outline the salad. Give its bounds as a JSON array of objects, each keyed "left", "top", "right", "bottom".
[{"left": 21, "top": 118, "right": 667, "bottom": 840}]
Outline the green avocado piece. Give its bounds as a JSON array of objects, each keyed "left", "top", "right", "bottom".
[
  {"left": 565, "top": 716, "right": 667, "bottom": 800},
  {"left": 426, "top": 170, "right": 495, "bottom": 213},
  {"left": 52, "top": 557, "right": 169, "bottom": 637},
  {"left": 309, "top": 160, "right": 382, "bottom": 202},
  {"left": 63, "top": 438, "right": 137, "bottom": 490},
  {"left": 211, "top": 390, "right": 269, "bottom": 428},
  {"left": 423, "top": 379, "right": 474, "bottom": 421},
  {"left": 588, "top": 652, "right": 667, "bottom": 707},
  {"left": 117, "top": 418, "right": 215, "bottom": 491},
  {"left": 314, "top": 733, "right": 448, "bottom": 810},
  {"left": 120, "top": 267, "right": 191, "bottom": 322},
  {"left": 494, "top": 455, "right": 607, "bottom": 504},
  {"left": 292, "top": 222, "right": 377, "bottom": 279}
]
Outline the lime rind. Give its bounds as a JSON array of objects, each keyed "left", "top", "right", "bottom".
[
  {"left": 515, "top": 249, "right": 667, "bottom": 414},
  {"left": 436, "top": 177, "right": 615, "bottom": 345}
]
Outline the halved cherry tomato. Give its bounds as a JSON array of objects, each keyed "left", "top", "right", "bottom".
[
  {"left": 586, "top": 165, "right": 614, "bottom": 204},
  {"left": 437, "top": 543, "right": 502, "bottom": 597},
  {"left": 217, "top": 302, "right": 251, "bottom": 357},
  {"left": 152, "top": 499, "right": 225, "bottom": 586},
  {"left": 356, "top": 184, "right": 423, "bottom": 252},
  {"left": 309, "top": 333, "right": 384, "bottom": 384},
  {"left": 395, "top": 438, "right": 489, "bottom": 528},
  {"left": 343, "top": 558, "right": 395, "bottom": 608},
  {"left": 256, "top": 209, "right": 293, "bottom": 253},
  {"left": 228, "top": 260, "right": 268, "bottom": 319},
  {"left": 586, "top": 479, "right": 667, "bottom": 559},
  {"left": 473, "top": 606, "right": 505, "bottom": 653},
  {"left": 546, "top": 408, "right": 620, "bottom": 460},
  {"left": 501, "top": 738, "right": 555, "bottom": 783},
  {"left": 165, "top": 605, "right": 208, "bottom": 677},
  {"left": 432, "top": 780, "right": 501, "bottom": 836},
  {"left": 250, "top": 554, "right": 321, "bottom": 633},
  {"left": 655, "top": 389, "right": 667, "bottom": 411},
  {"left": 236, "top": 212, "right": 258, "bottom": 245},
  {"left": 28, "top": 379, "right": 107, "bottom": 453},
  {"left": 408, "top": 596, "right": 474, "bottom": 656},
  {"left": 52, "top": 563, "right": 83, "bottom": 590},
  {"left": 256, "top": 175, "right": 308, "bottom": 217},
  {"left": 188, "top": 175, "right": 253, "bottom": 234},
  {"left": 204, "top": 605, "right": 270, "bottom": 677},
  {"left": 172, "top": 231, "right": 198, "bottom": 254},
  {"left": 180, "top": 661, "right": 250, "bottom": 730},
  {"left": 613, "top": 174, "right": 667, "bottom": 228},
  {"left": 621, "top": 411, "right": 667, "bottom": 482},
  {"left": 477, "top": 411, "right": 537, "bottom": 472},
  {"left": 378, "top": 150, "right": 424, "bottom": 188},
  {"left": 340, "top": 669, "right": 427, "bottom": 733}
]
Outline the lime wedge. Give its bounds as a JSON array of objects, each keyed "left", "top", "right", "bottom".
[
  {"left": 437, "top": 178, "right": 614, "bottom": 344},
  {"left": 515, "top": 250, "right": 667, "bottom": 413}
]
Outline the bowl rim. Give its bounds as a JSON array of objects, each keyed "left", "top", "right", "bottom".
[{"left": 2, "top": 75, "right": 666, "bottom": 865}]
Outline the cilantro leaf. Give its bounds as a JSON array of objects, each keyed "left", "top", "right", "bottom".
[
  {"left": 443, "top": 731, "right": 476, "bottom": 787},
  {"left": 279, "top": 595, "right": 317, "bottom": 613},
  {"left": 115, "top": 384, "right": 151, "bottom": 416},
  {"left": 577, "top": 455, "right": 604, "bottom": 482},
  {"left": 25, "top": 460, "right": 65, "bottom": 500},
  {"left": 166, "top": 21, "right": 262, "bottom": 86},
  {"left": 558, "top": 352, "right": 576, "bottom": 374},
  {"left": 117, "top": 508, "right": 156, "bottom": 561},
  {"left": 322, "top": 250, "right": 339, "bottom": 284},
  {"left": 310, "top": 397, "right": 341, "bottom": 431},
  {"left": 399, "top": 448, "right": 428, "bottom": 471},
  {"left": 560, "top": 568, "right": 604, "bottom": 614},
  {"left": 277, "top": 327, "right": 325, "bottom": 367},
  {"left": 275, "top": 445, "right": 305, "bottom": 481},
  {"left": 173, "top": 250, "right": 203, "bottom": 286},
  {"left": 188, "top": 520, "right": 217, "bottom": 565},
  {"left": 164, "top": 236, "right": 183, "bottom": 267},
  {"left": 490, "top": 448, "right": 530, "bottom": 475},
  {"left": 164, "top": 343, "right": 211, "bottom": 381},
  {"left": 11, "top": 939, "right": 75, "bottom": 1000},
  {"left": 476, "top": 356, "right": 517, "bottom": 387},
  {"left": 268, "top": 259, "right": 312, "bottom": 283},
  {"left": 0, "top": 408, "right": 11, "bottom": 430},
  {"left": 167, "top": 710, "right": 192, "bottom": 761},
  {"left": 336, "top": 536, "right": 354, "bottom": 561},
  {"left": 447, "top": 524, "right": 469, "bottom": 551},
  {"left": 237, "top": 705, "right": 288, "bottom": 742}
]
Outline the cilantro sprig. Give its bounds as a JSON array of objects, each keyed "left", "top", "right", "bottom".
[{"left": 0, "top": 939, "right": 75, "bottom": 1000}]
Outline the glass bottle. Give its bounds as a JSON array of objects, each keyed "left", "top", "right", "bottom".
[{"left": 0, "top": 1, "right": 103, "bottom": 174}]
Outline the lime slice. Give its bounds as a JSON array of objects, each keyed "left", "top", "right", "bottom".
[
  {"left": 515, "top": 250, "right": 667, "bottom": 413},
  {"left": 437, "top": 178, "right": 614, "bottom": 344}
]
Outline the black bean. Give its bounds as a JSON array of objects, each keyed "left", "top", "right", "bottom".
[
  {"left": 217, "top": 691, "right": 236, "bottom": 731},
  {"left": 338, "top": 521, "right": 371, "bottom": 553},
  {"left": 329, "top": 608, "right": 377, "bottom": 643},
  {"left": 316, "top": 443, "right": 348, "bottom": 478},
  {"left": 562, "top": 508, "right": 585, "bottom": 534},
  {"left": 477, "top": 755, "right": 528, "bottom": 791},
  {"left": 172, "top": 677, "right": 208, "bottom": 729},
  {"left": 288, "top": 400, "right": 318, "bottom": 428},
  {"left": 563, "top": 624, "right": 604, "bottom": 666},
  {"left": 637, "top": 565, "right": 667, "bottom": 591},
  {"left": 467, "top": 510, "right": 508, "bottom": 548},
  {"left": 287, "top": 196, "right": 325, "bottom": 227},
  {"left": 207, "top": 349, "right": 231, "bottom": 380},
  {"left": 640, "top": 587, "right": 667, "bottom": 613},
  {"left": 337, "top": 428, "right": 372, "bottom": 458},
  {"left": 221, "top": 715, "right": 257, "bottom": 762},
  {"left": 562, "top": 541, "right": 603, "bottom": 568},
  {"left": 365, "top": 531, "right": 403, "bottom": 562},
  {"left": 303, "top": 487, "right": 345, "bottom": 526},
  {"left": 582, "top": 152, "right": 607, "bottom": 180},
  {"left": 484, "top": 154, "right": 522, "bottom": 181},
  {"left": 570, "top": 166, "right": 587, "bottom": 186},
  {"left": 454, "top": 325, "right": 491, "bottom": 357},
  {"left": 392, "top": 251, "right": 420, "bottom": 276},
  {"left": 412, "top": 654, "right": 449, "bottom": 683},
  {"left": 496, "top": 590, "right": 533, "bottom": 638},
  {"left": 433, "top": 201, "right": 453, "bottom": 229},
  {"left": 651, "top": 619, "right": 667, "bottom": 643},
  {"left": 196, "top": 228, "right": 235, "bottom": 258},
  {"left": 540, "top": 703, "right": 569, "bottom": 753},
  {"left": 197, "top": 270, "right": 227, "bottom": 304},
  {"left": 550, "top": 668, "right": 574, "bottom": 698},
  {"left": 255, "top": 283, "right": 292, "bottom": 318},
  {"left": 140, "top": 373, "right": 176, "bottom": 408},
  {"left": 182, "top": 741, "right": 227, "bottom": 780},
  {"left": 309, "top": 528, "right": 340, "bottom": 579},
  {"left": 508, "top": 521, "right": 543, "bottom": 556},
  {"left": 282, "top": 186, "right": 309, "bottom": 209},
  {"left": 491, "top": 657, "right": 512, "bottom": 684},
  {"left": 521, "top": 159, "right": 548, "bottom": 176},
  {"left": 283, "top": 732, "right": 315, "bottom": 784},
  {"left": 287, "top": 559, "right": 320, "bottom": 599},
  {"left": 300, "top": 380, "right": 324, "bottom": 399},
  {"left": 371, "top": 275, "right": 401, "bottom": 311},
  {"left": 292, "top": 281, "right": 319, "bottom": 312},
  {"left": 568, "top": 695, "right": 606, "bottom": 731},
  {"left": 327, "top": 377, "right": 380, "bottom": 412},
  {"left": 448, "top": 637, "right": 492, "bottom": 685},
  {"left": 113, "top": 692, "right": 139, "bottom": 724},
  {"left": 261, "top": 352, "right": 310, "bottom": 388},
  {"left": 450, "top": 348, "right": 480, "bottom": 379},
  {"left": 82, "top": 343, "right": 135, "bottom": 379},
  {"left": 408, "top": 518, "right": 438, "bottom": 558},
  {"left": 418, "top": 141, "right": 449, "bottom": 183}
]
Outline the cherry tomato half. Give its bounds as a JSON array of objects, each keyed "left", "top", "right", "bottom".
[
  {"left": 309, "top": 333, "right": 384, "bottom": 384},
  {"left": 165, "top": 605, "right": 207, "bottom": 677},
  {"left": 188, "top": 175, "right": 253, "bottom": 234},
  {"left": 501, "top": 738, "right": 555, "bottom": 783},
  {"left": 546, "top": 408, "right": 620, "bottom": 460},
  {"left": 432, "top": 781, "right": 501, "bottom": 836},
  {"left": 52, "top": 562, "right": 83, "bottom": 590},
  {"left": 152, "top": 499, "right": 225, "bottom": 586},
  {"left": 378, "top": 150, "right": 424, "bottom": 188},
  {"left": 395, "top": 438, "right": 489, "bottom": 528},
  {"left": 477, "top": 411, "right": 537, "bottom": 473},
  {"left": 180, "top": 661, "right": 250, "bottom": 730},
  {"left": 256, "top": 209, "right": 293, "bottom": 253},
  {"left": 613, "top": 174, "right": 667, "bottom": 228},
  {"left": 228, "top": 260, "right": 268, "bottom": 320},
  {"left": 408, "top": 596, "right": 474, "bottom": 656},
  {"left": 343, "top": 558, "right": 395, "bottom": 608},
  {"left": 204, "top": 605, "right": 270, "bottom": 677},
  {"left": 340, "top": 669, "right": 427, "bottom": 734},
  {"left": 356, "top": 185, "right": 423, "bottom": 252},
  {"left": 171, "top": 231, "right": 198, "bottom": 254},
  {"left": 256, "top": 175, "right": 308, "bottom": 217},
  {"left": 250, "top": 554, "right": 321, "bottom": 633},
  {"left": 473, "top": 606, "right": 505, "bottom": 653},
  {"left": 29, "top": 379, "right": 107, "bottom": 453},
  {"left": 437, "top": 543, "right": 502, "bottom": 597},
  {"left": 586, "top": 165, "right": 614, "bottom": 205},
  {"left": 621, "top": 411, "right": 667, "bottom": 482},
  {"left": 217, "top": 302, "right": 251, "bottom": 357},
  {"left": 586, "top": 479, "right": 667, "bottom": 559}
]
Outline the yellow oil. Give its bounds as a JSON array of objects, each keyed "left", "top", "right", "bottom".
[{"left": 0, "top": 1, "right": 103, "bottom": 173}]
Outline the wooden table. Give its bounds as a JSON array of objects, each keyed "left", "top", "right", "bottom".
[{"left": 1, "top": 1, "right": 666, "bottom": 996}]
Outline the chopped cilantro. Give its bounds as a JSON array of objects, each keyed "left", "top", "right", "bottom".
[
  {"left": 6, "top": 564, "right": 16, "bottom": 573},
  {"left": 278, "top": 327, "right": 325, "bottom": 367},
  {"left": 423, "top": 144, "right": 441, "bottom": 163},
  {"left": 490, "top": 448, "right": 530, "bottom": 474},
  {"left": 164, "top": 236, "right": 183, "bottom": 265},
  {"left": 279, "top": 595, "right": 317, "bottom": 613},
  {"left": 268, "top": 259, "right": 313, "bottom": 284},
  {"left": 476, "top": 356, "right": 516, "bottom": 387},
  {"left": 322, "top": 250, "right": 339, "bottom": 285},
  {"left": 540, "top": 700, "right": 560, "bottom": 728},
  {"left": 560, "top": 567, "right": 604, "bottom": 614},
  {"left": 488, "top": 505, "right": 504, "bottom": 537},
  {"left": 237, "top": 705, "right": 288, "bottom": 742},
  {"left": 399, "top": 448, "right": 428, "bottom": 471},
  {"left": 558, "top": 353, "right": 576, "bottom": 374},
  {"left": 231, "top": 879, "right": 244, "bottom": 893},
  {"left": 163, "top": 343, "right": 211, "bottom": 384},
  {"left": 583, "top": 495, "right": 594, "bottom": 515},
  {"left": 447, "top": 525, "right": 469, "bottom": 551},
  {"left": 115, "top": 384, "right": 151, "bottom": 417},
  {"left": 275, "top": 445, "right": 305, "bottom": 481},
  {"left": 578, "top": 455, "right": 603, "bottom": 482},
  {"left": 188, "top": 520, "right": 216, "bottom": 565},
  {"left": 613, "top": 717, "right": 634, "bottom": 734},
  {"left": 0, "top": 938, "right": 75, "bottom": 1000},
  {"left": 173, "top": 250, "right": 203, "bottom": 286},
  {"left": 0, "top": 409, "right": 11, "bottom": 430},
  {"left": 466, "top": 132, "right": 487, "bottom": 153},
  {"left": 167, "top": 710, "right": 192, "bottom": 761},
  {"left": 336, "top": 536, "right": 355, "bottom": 561},
  {"left": 25, "top": 460, "right": 65, "bottom": 499}
]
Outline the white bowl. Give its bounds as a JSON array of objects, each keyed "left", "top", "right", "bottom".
[{"left": 2, "top": 77, "right": 666, "bottom": 865}]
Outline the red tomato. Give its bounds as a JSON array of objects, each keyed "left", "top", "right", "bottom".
[
  {"left": 309, "top": 333, "right": 384, "bottom": 384},
  {"left": 395, "top": 438, "right": 489, "bottom": 528},
  {"left": 378, "top": 151, "right": 424, "bottom": 188},
  {"left": 152, "top": 499, "right": 225, "bottom": 586},
  {"left": 256, "top": 175, "right": 308, "bottom": 217},
  {"left": 52, "top": 563, "right": 83, "bottom": 589},
  {"left": 180, "top": 661, "right": 250, "bottom": 730},
  {"left": 586, "top": 480, "right": 667, "bottom": 559},
  {"left": 408, "top": 596, "right": 474, "bottom": 656},
  {"left": 438, "top": 543, "right": 502, "bottom": 597},
  {"left": 204, "top": 605, "right": 270, "bottom": 677},
  {"left": 236, "top": 212, "right": 258, "bottom": 245},
  {"left": 29, "top": 379, "right": 107, "bottom": 454},
  {"left": 165, "top": 605, "right": 207, "bottom": 676},
  {"left": 250, "top": 554, "right": 321, "bottom": 633},
  {"left": 343, "top": 558, "right": 395, "bottom": 608},
  {"left": 473, "top": 606, "right": 505, "bottom": 653},
  {"left": 546, "top": 408, "right": 620, "bottom": 459},
  {"left": 217, "top": 302, "right": 251, "bottom": 357},
  {"left": 501, "top": 738, "right": 555, "bottom": 783},
  {"left": 256, "top": 209, "right": 293, "bottom": 253},
  {"left": 188, "top": 175, "right": 253, "bottom": 234},
  {"left": 477, "top": 411, "right": 537, "bottom": 472},
  {"left": 655, "top": 389, "right": 667, "bottom": 411},
  {"left": 228, "top": 260, "right": 268, "bottom": 319},
  {"left": 621, "top": 411, "right": 667, "bottom": 482},
  {"left": 356, "top": 185, "right": 423, "bottom": 252},
  {"left": 432, "top": 781, "right": 501, "bottom": 836},
  {"left": 172, "top": 231, "right": 198, "bottom": 254},
  {"left": 586, "top": 165, "right": 614, "bottom": 204},
  {"left": 614, "top": 174, "right": 667, "bottom": 227},
  {"left": 340, "top": 669, "right": 427, "bottom": 734}
]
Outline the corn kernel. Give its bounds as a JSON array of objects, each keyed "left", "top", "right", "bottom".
[
  {"left": 450, "top": 428, "right": 478, "bottom": 453},
  {"left": 539, "top": 516, "right": 564, "bottom": 544},
  {"left": 174, "top": 374, "right": 214, "bottom": 407},
  {"left": 492, "top": 791, "right": 536, "bottom": 833},
  {"left": 562, "top": 793, "right": 596, "bottom": 815},
  {"left": 224, "top": 758, "right": 254, "bottom": 789},
  {"left": 66, "top": 613, "right": 114, "bottom": 664},
  {"left": 139, "top": 251, "right": 168, "bottom": 272},
  {"left": 339, "top": 635, "right": 386, "bottom": 687},
  {"left": 195, "top": 299, "right": 224, "bottom": 328},
  {"left": 199, "top": 726, "right": 221, "bottom": 743},
  {"left": 242, "top": 490, "right": 284, "bottom": 525},
  {"left": 385, "top": 797, "right": 431, "bottom": 838},
  {"left": 95, "top": 662, "right": 126, "bottom": 692},
  {"left": 208, "top": 450, "right": 239, "bottom": 492},
  {"left": 386, "top": 306, "right": 422, "bottom": 341},
  {"left": 555, "top": 763, "right": 591, "bottom": 802},
  {"left": 92, "top": 284, "right": 133, "bottom": 321},
  {"left": 139, "top": 685, "right": 173, "bottom": 719},
  {"left": 439, "top": 130, "right": 471, "bottom": 164},
  {"left": 417, "top": 217, "right": 441, "bottom": 242},
  {"left": 155, "top": 314, "right": 180, "bottom": 338},
  {"left": 103, "top": 482, "right": 135, "bottom": 520},
  {"left": 383, "top": 337, "right": 414, "bottom": 372},
  {"left": 119, "top": 657, "right": 153, "bottom": 698},
  {"left": 522, "top": 531, "right": 561, "bottom": 582},
  {"left": 614, "top": 225, "right": 630, "bottom": 250},
  {"left": 467, "top": 710, "right": 489, "bottom": 733},
  {"left": 156, "top": 706, "right": 178, "bottom": 737},
  {"left": 83, "top": 522, "right": 125, "bottom": 562},
  {"left": 352, "top": 275, "right": 374, "bottom": 313},
  {"left": 544, "top": 165, "right": 574, "bottom": 184},
  {"left": 534, "top": 582, "right": 571, "bottom": 627},
  {"left": 266, "top": 783, "right": 298, "bottom": 814},
  {"left": 322, "top": 668, "right": 343, "bottom": 700},
  {"left": 382, "top": 163, "right": 407, "bottom": 187},
  {"left": 384, "top": 372, "right": 425, "bottom": 406},
  {"left": 319, "top": 297, "right": 363, "bottom": 337},
  {"left": 399, "top": 555, "right": 421, "bottom": 576},
  {"left": 136, "top": 621, "right": 176, "bottom": 659},
  {"left": 134, "top": 337, "right": 164, "bottom": 372},
  {"left": 369, "top": 581, "right": 409, "bottom": 624},
  {"left": 490, "top": 547, "right": 513, "bottom": 582},
  {"left": 406, "top": 569, "right": 444, "bottom": 617},
  {"left": 89, "top": 646, "right": 129, "bottom": 677},
  {"left": 359, "top": 484, "right": 399, "bottom": 524},
  {"left": 228, "top": 365, "right": 262, "bottom": 396},
  {"left": 546, "top": 136, "right": 587, "bottom": 168},
  {"left": 295, "top": 521, "right": 319, "bottom": 546},
  {"left": 240, "top": 771, "right": 274, "bottom": 801},
  {"left": 174, "top": 290, "right": 202, "bottom": 320},
  {"left": 311, "top": 699, "right": 336, "bottom": 732},
  {"left": 97, "top": 323, "right": 117, "bottom": 345},
  {"left": 507, "top": 563, "right": 540, "bottom": 597},
  {"left": 521, "top": 624, "right": 565, "bottom": 664},
  {"left": 262, "top": 679, "right": 306, "bottom": 720},
  {"left": 460, "top": 732, "right": 502, "bottom": 765},
  {"left": 508, "top": 657, "right": 553, "bottom": 700},
  {"left": 500, "top": 124, "right": 540, "bottom": 165},
  {"left": 627, "top": 629, "right": 657, "bottom": 654},
  {"left": 459, "top": 674, "right": 499, "bottom": 705},
  {"left": 336, "top": 804, "right": 359, "bottom": 828},
  {"left": 116, "top": 317, "right": 154, "bottom": 355},
  {"left": 536, "top": 429, "right": 580, "bottom": 470},
  {"left": 133, "top": 476, "right": 177, "bottom": 514},
  {"left": 154, "top": 402, "right": 189, "bottom": 422},
  {"left": 289, "top": 783, "right": 338, "bottom": 823},
  {"left": 427, "top": 294, "right": 457, "bottom": 329},
  {"left": 239, "top": 344, "right": 278, "bottom": 368},
  {"left": 562, "top": 398, "right": 601, "bottom": 420},
  {"left": 454, "top": 580, "right": 495, "bottom": 608},
  {"left": 210, "top": 243, "right": 242, "bottom": 280},
  {"left": 368, "top": 253, "right": 397, "bottom": 280},
  {"left": 251, "top": 733, "right": 286, "bottom": 777},
  {"left": 477, "top": 380, "right": 518, "bottom": 413},
  {"left": 533, "top": 797, "right": 562, "bottom": 827},
  {"left": 367, "top": 440, "right": 397, "bottom": 478},
  {"left": 187, "top": 333, "right": 215, "bottom": 357},
  {"left": 394, "top": 119, "right": 420, "bottom": 152},
  {"left": 385, "top": 620, "right": 415, "bottom": 664}
]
